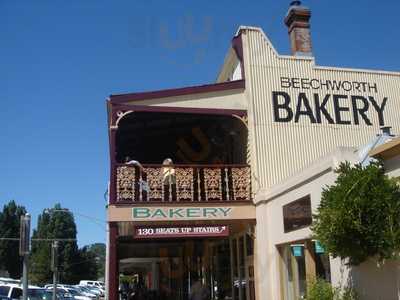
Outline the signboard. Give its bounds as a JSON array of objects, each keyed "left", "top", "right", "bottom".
[
  {"left": 314, "top": 240, "right": 325, "bottom": 254},
  {"left": 134, "top": 225, "right": 229, "bottom": 239},
  {"left": 273, "top": 77, "right": 387, "bottom": 126},
  {"left": 283, "top": 195, "right": 312, "bottom": 233},
  {"left": 291, "top": 245, "right": 303, "bottom": 257},
  {"left": 107, "top": 204, "right": 256, "bottom": 222},
  {"left": 132, "top": 207, "right": 232, "bottom": 220}
]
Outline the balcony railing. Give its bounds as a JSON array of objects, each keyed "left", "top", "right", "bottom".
[{"left": 115, "top": 164, "right": 251, "bottom": 203}]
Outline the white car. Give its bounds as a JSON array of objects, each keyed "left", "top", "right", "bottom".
[
  {"left": 72, "top": 286, "right": 97, "bottom": 299},
  {"left": 0, "top": 284, "right": 22, "bottom": 300},
  {"left": 0, "top": 284, "right": 44, "bottom": 300},
  {"left": 78, "top": 281, "right": 104, "bottom": 290},
  {"left": 78, "top": 285, "right": 103, "bottom": 297}
]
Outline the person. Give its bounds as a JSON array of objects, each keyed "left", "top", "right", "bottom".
[
  {"left": 125, "top": 156, "right": 149, "bottom": 192},
  {"left": 125, "top": 156, "right": 144, "bottom": 171},
  {"left": 189, "top": 275, "right": 210, "bottom": 300},
  {"left": 162, "top": 158, "right": 175, "bottom": 184},
  {"left": 162, "top": 158, "right": 176, "bottom": 201},
  {"left": 119, "top": 281, "right": 129, "bottom": 300}
]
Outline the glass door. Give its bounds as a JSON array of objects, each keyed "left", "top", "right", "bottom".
[{"left": 230, "top": 232, "right": 255, "bottom": 300}]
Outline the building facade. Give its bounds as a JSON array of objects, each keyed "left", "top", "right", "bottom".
[{"left": 106, "top": 2, "right": 400, "bottom": 300}]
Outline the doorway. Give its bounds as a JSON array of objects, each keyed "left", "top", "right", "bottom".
[{"left": 118, "top": 233, "right": 255, "bottom": 300}]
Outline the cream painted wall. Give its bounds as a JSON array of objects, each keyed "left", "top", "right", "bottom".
[
  {"left": 254, "top": 145, "right": 400, "bottom": 299},
  {"left": 240, "top": 27, "right": 400, "bottom": 191},
  {"left": 386, "top": 156, "right": 400, "bottom": 178},
  {"left": 125, "top": 88, "right": 247, "bottom": 110},
  {"left": 254, "top": 148, "right": 358, "bottom": 300},
  {"left": 351, "top": 259, "right": 400, "bottom": 300}
]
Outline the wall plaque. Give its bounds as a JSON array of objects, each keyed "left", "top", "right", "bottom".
[{"left": 283, "top": 195, "right": 312, "bottom": 233}]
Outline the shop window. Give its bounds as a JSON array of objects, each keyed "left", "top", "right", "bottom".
[
  {"left": 313, "top": 241, "right": 331, "bottom": 282},
  {"left": 282, "top": 195, "right": 312, "bottom": 233},
  {"left": 279, "top": 244, "right": 306, "bottom": 300},
  {"left": 279, "top": 240, "right": 331, "bottom": 300}
]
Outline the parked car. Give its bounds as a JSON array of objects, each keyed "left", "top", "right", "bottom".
[
  {"left": 0, "top": 279, "right": 20, "bottom": 286},
  {"left": 72, "top": 286, "right": 97, "bottom": 299},
  {"left": 46, "top": 286, "right": 96, "bottom": 300},
  {"left": 64, "top": 288, "right": 94, "bottom": 300},
  {"left": 0, "top": 285, "right": 48, "bottom": 300},
  {"left": 44, "top": 285, "right": 71, "bottom": 290},
  {"left": 26, "top": 288, "right": 52, "bottom": 300},
  {"left": 78, "top": 286, "right": 103, "bottom": 297},
  {"left": 45, "top": 287, "right": 73, "bottom": 300},
  {"left": 78, "top": 282, "right": 103, "bottom": 291},
  {"left": 0, "top": 284, "right": 23, "bottom": 300}
]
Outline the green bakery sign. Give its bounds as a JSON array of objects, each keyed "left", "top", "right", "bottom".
[{"left": 132, "top": 207, "right": 232, "bottom": 220}]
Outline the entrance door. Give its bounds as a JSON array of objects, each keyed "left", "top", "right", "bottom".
[{"left": 230, "top": 232, "right": 255, "bottom": 300}]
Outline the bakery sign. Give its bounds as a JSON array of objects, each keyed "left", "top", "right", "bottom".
[
  {"left": 132, "top": 207, "right": 232, "bottom": 220},
  {"left": 134, "top": 225, "right": 229, "bottom": 239},
  {"left": 108, "top": 205, "right": 255, "bottom": 222},
  {"left": 273, "top": 77, "right": 387, "bottom": 126}
]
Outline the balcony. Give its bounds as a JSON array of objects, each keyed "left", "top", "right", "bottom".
[{"left": 115, "top": 164, "right": 251, "bottom": 203}]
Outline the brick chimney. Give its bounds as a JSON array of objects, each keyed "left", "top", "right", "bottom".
[{"left": 284, "top": 1, "right": 312, "bottom": 56}]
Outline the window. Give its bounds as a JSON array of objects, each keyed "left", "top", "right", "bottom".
[
  {"left": 279, "top": 240, "right": 331, "bottom": 300},
  {"left": 11, "top": 288, "right": 22, "bottom": 300},
  {"left": 0, "top": 286, "right": 10, "bottom": 297}
]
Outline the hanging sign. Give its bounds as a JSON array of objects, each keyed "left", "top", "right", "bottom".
[
  {"left": 314, "top": 240, "right": 325, "bottom": 254},
  {"left": 134, "top": 225, "right": 229, "bottom": 239},
  {"left": 291, "top": 244, "right": 304, "bottom": 257}
]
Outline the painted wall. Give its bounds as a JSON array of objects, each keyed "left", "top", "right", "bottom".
[
  {"left": 255, "top": 145, "right": 400, "bottom": 300},
  {"left": 350, "top": 259, "right": 400, "bottom": 300},
  {"left": 254, "top": 148, "right": 358, "bottom": 300},
  {"left": 124, "top": 87, "right": 247, "bottom": 110},
  {"left": 241, "top": 27, "right": 400, "bottom": 191},
  {"left": 386, "top": 156, "right": 400, "bottom": 178}
]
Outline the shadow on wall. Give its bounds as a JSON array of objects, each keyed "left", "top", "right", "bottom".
[{"left": 348, "top": 259, "right": 400, "bottom": 300}]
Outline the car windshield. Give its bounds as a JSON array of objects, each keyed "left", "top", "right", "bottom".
[{"left": 0, "top": 286, "right": 10, "bottom": 297}]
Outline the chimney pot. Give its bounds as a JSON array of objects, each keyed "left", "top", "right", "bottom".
[{"left": 284, "top": 1, "right": 312, "bottom": 56}]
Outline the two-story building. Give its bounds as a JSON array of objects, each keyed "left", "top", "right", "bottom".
[{"left": 105, "top": 2, "right": 400, "bottom": 299}]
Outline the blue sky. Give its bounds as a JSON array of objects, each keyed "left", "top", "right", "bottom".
[{"left": 1, "top": 0, "right": 400, "bottom": 247}]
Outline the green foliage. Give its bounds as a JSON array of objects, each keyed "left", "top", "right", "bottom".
[
  {"left": 312, "top": 161, "right": 400, "bottom": 265},
  {"left": 30, "top": 204, "right": 101, "bottom": 284},
  {"left": 0, "top": 200, "right": 27, "bottom": 278},
  {"left": 75, "top": 246, "right": 99, "bottom": 281},
  {"left": 306, "top": 278, "right": 358, "bottom": 300},
  {"left": 306, "top": 278, "right": 336, "bottom": 300},
  {"left": 86, "top": 243, "right": 106, "bottom": 279},
  {"left": 30, "top": 204, "right": 80, "bottom": 285}
]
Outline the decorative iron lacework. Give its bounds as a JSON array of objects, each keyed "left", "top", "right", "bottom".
[
  {"left": 143, "top": 167, "right": 163, "bottom": 201},
  {"left": 175, "top": 167, "right": 194, "bottom": 201},
  {"left": 231, "top": 167, "right": 251, "bottom": 201},
  {"left": 204, "top": 168, "right": 222, "bottom": 201},
  {"left": 116, "top": 166, "right": 136, "bottom": 201},
  {"left": 116, "top": 165, "right": 252, "bottom": 202}
]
